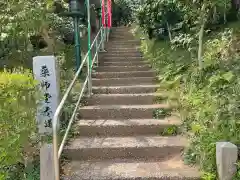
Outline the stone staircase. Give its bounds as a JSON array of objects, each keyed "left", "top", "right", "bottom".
[{"left": 63, "top": 27, "right": 200, "bottom": 180}]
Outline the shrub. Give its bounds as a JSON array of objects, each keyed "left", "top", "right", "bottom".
[
  {"left": 137, "top": 25, "right": 240, "bottom": 178},
  {"left": 136, "top": 0, "right": 185, "bottom": 39},
  {"left": 0, "top": 69, "right": 39, "bottom": 180}
]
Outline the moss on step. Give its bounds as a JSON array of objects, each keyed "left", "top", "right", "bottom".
[
  {"left": 161, "top": 125, "right": 179, "bottom": 136},
  {"left": 153, "top": 108, "right": 172, "bottom": 119}
]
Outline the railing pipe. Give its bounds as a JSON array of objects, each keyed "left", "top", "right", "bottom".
[
  {"left": 52, "top": 2, "right": 109, "bottom": 180},
  {"left": 86, "top": 0, "right": 92, "bottom": 96},
  {"left": 73, "top": 17, "right": 81, "bottom": 70},
  {"left": 53, "top": 48, "right": 89, "bottom": 180},
  {"left": 95, "top": 38, "right": 99, "bottom": 66}
]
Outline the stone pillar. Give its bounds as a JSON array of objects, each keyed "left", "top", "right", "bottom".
[
  {"left": 33, "top": 56, "right": 60, "bottom": 134},
  {"left": 216, "top": 142, "right": 238, "bottom": 180},
  {"left": 40, "top": 144, "right": 54, "bottom": 180}
]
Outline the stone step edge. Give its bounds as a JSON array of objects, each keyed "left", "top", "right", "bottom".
[
  {"left": 79, "top": 104, "right": 171, "bottom": 110},
  {"left": 92, "top": 77, "right": 156, "bottom": 81},
  {"left": 88, "top": 93, "right": 166, "bottom": 98},
  {"left": 76, "top": 117, "right": 181, "bottom": 127},
  {"left": 97, "top": 64, "right": 149, "bottom": 67},
  {"left": 102, "top": 56, "right": 144, "bottom": 58},
  {"left": 96, "top": 65, "right": 150, "bottom": 68},
  {"left": 92, "top": 85, "right": 159, "bottom": 89},
  {"left": 65, "top": 135, "right": 186, "bottom": 149},
  {"left": 92, "top": 70, "right": 155, "bottom": 75},
  {"left": 63, "top": 158, "right": 200, "bottom": 180},
  {"left": 91, "top": 85, "right": 159, "bottom": 94},
  {"left": 101, "top": 61, "right": 146, "bottom": 64},
  {"left": 91, "top": 85, "right": 159, "bottom": 93}
]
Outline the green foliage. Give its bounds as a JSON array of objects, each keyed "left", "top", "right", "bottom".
[
  {"left": 135, "top": 0, "right": 238, "bottom": 65},
  {"left": 162, "top": 126, "right": 178, "bottom": 136},
  {"left": 112, "top": 0, "right": 134, "bottom": 26},
  {"left": 137, "top": 0, "right": 184, "bottom": 39},
  {"left": 0, "top": 0, "right": 75, "bottom": 69},
  {"left": 137, "top": 24, "right": 240, "bottom": 178},
  {"left": 0, "top": 0, "right": 96, "bottom": 179},
  {"left": 233, "top": 161, "right": 240, "bottom": 179},
  {"left": 153, "top": 108, "right": 172, "bottom": 119},
  {"left": 0, "top": 70, "right": 39, "bottom": 179},
  {"left": 138, "top": 0, "right": 183, "bottom": 27}
]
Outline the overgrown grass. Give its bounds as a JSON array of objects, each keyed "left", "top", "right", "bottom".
[
  {"left": 0, "top": 37, "right": 86, "bottom": 180},
  {"left": 0, "top": 70, "right": 39, "bottom": 180},
  {"left": 134, "top": 23, "right": 240, "bottom": 179}
]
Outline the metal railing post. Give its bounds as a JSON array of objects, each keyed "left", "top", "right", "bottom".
[
  {"left": 100, "top": 0, "right": 106, "bottom": 52},
  {"left": 86, "top": 0, "right": 92, "bottom": 96},
  {"left": 95, "top": 38, "right": 99, "bottom": 66},
  {"left": 104, "top": 27, "right": 106, "bottom": 42},
  {"left": 107, "top": 27, "right": 110, "bottom": 42},
  {"left": 73, "top": 17, "right": 81, "bottom": 71},
  {"left": 52, "top": 27, "right": 105, "bottom": 180},
  {"left": 53, "top": 123, "right": 60, "bottom": 180},
  {"left": 87, "top": 53, "right": 92, "bottom": 96},
  {"left": 100, "top": 27, "right": 105, "bottom": 51}
]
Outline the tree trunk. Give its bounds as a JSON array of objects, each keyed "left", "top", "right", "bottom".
[
  {"left": 224, "top": 1, "right": 227, "bottom": 24},
  {"left": 213, "top": 6, "right": 217, "bottom": 23},
  {"left": 197, "top": 3, "right": 206, "bottom": 69},
  {"left": 166, "top": 21, "right": 172, "bottom": 41},
  {"left": 198, "top": 22, "right": 205, "bottom": 69},
  {"left": 40, "top": 24, "right": 56, "bottom": 53}
]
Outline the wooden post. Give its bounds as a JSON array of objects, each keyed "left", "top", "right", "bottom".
[{"left": 40, "top": 143, "right": 55, "bottom": 180}]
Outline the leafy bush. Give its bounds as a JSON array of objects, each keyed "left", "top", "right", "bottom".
[
  {"left": 137, "top": 24, "right": 240, "bottom": 178},
  {"left": 136, "top": 0, "right": 184, "bottom": 39},
  {"left": 0, "top": 69, "right": 39, "bottom": 180},
  {"left": 136, "top": 0, "right": 239, "bottom": 68},
  {"left": 112, "top": 0, "right": 134, "bottom": 26}
]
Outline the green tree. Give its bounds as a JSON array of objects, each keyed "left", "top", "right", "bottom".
[{"left": 137, "top": 0, "right": 184, "bottom": 40}]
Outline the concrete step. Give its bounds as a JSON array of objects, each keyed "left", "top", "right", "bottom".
[
  {"left": 96, "top": 65, "right": 151, "bottom": 72},
  {"left": 62, "top": 27, "right": 197, "bottom": 180},
  {"left": 106, "top": 47, "right": 139, "bottom": 51},
  {"left": 92, "top": 71, "right": 156, "bottom": 79},
  {"left": 64, "top": 136, "right": 186, "bottom": 160},
  {"left": 106, "top": 47, "right": 139, "bottom": 50},
  {"left": 111, "top": 31, "right": 133, "bottom": 34},
  {"left": 112, "top": 30, "right": 132, "bottom": 33},
  {"left": 105, "top": 45, "right": 141, "bottom": 49},
  {"left": 63, "top": 157, "right": 200, "bottom": 180},
  {"left": 110, "top": 37, "right": 135, "bottom": 39},
  {"left": 107, "top": 40, "right": 139, "bottom": 43},
  {"left": 103, "top": 54, "right": 143, "bottom": 58},
  {"left": 75, "top": 117, "right": 181, "bottom": 136},
  {"left": 101, "top": 55, "right": 143, "bottom": 59},
  {"left": 78, "top": 104, "right": 171, "bottom": 119},
  {"left": 106, "top": 42, "right": 141, "bottom": 46},
  {"left": 112, "top": 26, "right": 131, "bottom": 28},
  {"left": 92, "top": 85, "right": 159, "bottom": 94},
  {"left": 103, "top": 52, "right": 142, "bottom": 56},
  {"left": 101, "top": 56, "right": 143, "bottom": 61},
  {"left": 106, "top": 50, "right": 141, "bottom": 54},
  {"left": 112, "top": 29, "right": 132, "bottom": 32},
  {"left": 86, "top": 93, "right": 166, "bottom": 105},
  {"left": 110, "top": 34, "right": 134, "bottom": 36},
  {"left": 110, "top": 39, "right": 137, "bottom": 42},
  {"left": 92, "top": 77, "right": 156, "bottom": 86},
  {"left": 106, "top": 41, "right": 140, "bottom": 45},
  {"left": 111, "top": 34, "right": 134, "bottom": 36},
  {"left": 101, "top": 61, "right": 147, "bottom": 66}
]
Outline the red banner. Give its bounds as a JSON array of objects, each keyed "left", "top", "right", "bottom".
[
  {"left": 101, "top": 0, "right": 106, "bottom": 27},
  {"left": 107, "top": 0, "right": 112, "bottom": 27}
]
